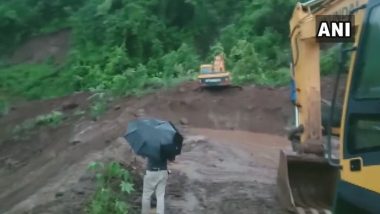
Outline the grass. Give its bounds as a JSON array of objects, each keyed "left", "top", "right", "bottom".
[
  {"left": 163, "top": 75, "right": 194, "bottom": 88},
  {"left": 73, "top": 109, "right": 86, "bottom": 117},
  {"left": 87, "top": 75, "right": 195, "bottom": 120},
  {"left": 87, "top": 161, "right": 135, "bottom": 214},
  {"left": 0, "top": 63, "right": 73, "bottom": 100},
  {"left": 12, "top": 110, "right": 64, "bottom": 135},
  {"left": 88, "top": 91, "right": 111, "bottom": 121}
]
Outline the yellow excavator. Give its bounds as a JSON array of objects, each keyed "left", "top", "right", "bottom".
[
  {"left": 197, "top": 54, "right": 232, "bottom": 88},
  {"left": 278, "top": 0, "right": 380, "bottom": 213}
]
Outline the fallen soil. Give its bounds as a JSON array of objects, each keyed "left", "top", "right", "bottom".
[
  {"left": 104, "top": 82, "right": 293, "bottom": 135},
  {"left": 166, "top": 128, "right": 290, "bottom": 214},
  {"left": 10, "top": 29, "right": 71, "bottom": 65},
  {"left": 0, "top": 76, "right": 339, "bottom": 213}
]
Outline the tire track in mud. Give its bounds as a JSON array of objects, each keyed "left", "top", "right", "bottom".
[
  {"left": 165, "top": 129, "right": 290, "bottom": 214},
  {"left": 0, "top": 118, "right": 132, "bottom": 213}
]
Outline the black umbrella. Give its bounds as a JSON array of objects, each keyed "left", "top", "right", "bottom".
[
  {"left": 124, "top": 118, "right": 183, "bottom": 160},
  {"left": 157, "top": 121, "right": 183, "bottom": 160}
]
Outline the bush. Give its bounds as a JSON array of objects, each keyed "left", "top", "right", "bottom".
[
  {"left": 0, "top": 64, "right": 71, "bottom": 99},
  {"left": 321, "top": 45, "right": 341, "bottom": 75},
  {"left": 87, "top": 161, "right": 135, "bottom": 214},
  {"left": 262, "top": 67, "right": 291, "bottom": 86},
  {"left": 160, "top": 43, "right": 199, "bottom": 79},
  {"left": 228, "top": 40, "right": 266, "bottom": 84},
  {"left": 88, "top": 90, "right": 111, "bottom": 121},
  {"left": 35, "top": 111, "right": 64, "bottom": 126},
  {"left": 0, "top": 0, "right": 300, "bottom": 100},
  {"left": 12, "top": 110, "right": 64, "bottom": 135}
]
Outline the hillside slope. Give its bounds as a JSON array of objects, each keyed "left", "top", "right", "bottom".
[{"left": 0, "top": 74, "right": 342, "bottom": 213}]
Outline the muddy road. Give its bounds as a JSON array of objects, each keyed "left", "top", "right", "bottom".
[{"left": 166, "top": 128, "right": 290, "bottom": 214}]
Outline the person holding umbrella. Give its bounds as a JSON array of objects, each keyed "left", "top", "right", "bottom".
[
  {"left": 141, "top": 150, "right": 173, "bottom": 214},
  {"left": 125, "top": 110, "right": 183, "bottom": 214}
]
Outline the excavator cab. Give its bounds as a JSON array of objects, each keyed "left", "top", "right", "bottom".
[
  {"left": 197, "top": 54, "right": 232, "bottom": 88},
  {"left": 200, "top": 64, "right": 213, "bottom": 74}
]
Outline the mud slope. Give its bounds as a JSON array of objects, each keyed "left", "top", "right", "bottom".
[
  {"left": 107, "top": 82, "right": 293, "bottom": 135},
  {"left": 166, "top": 128, "right": 290, "bottom": 214},
  {"left": 0, "top": 76, "right": 338, "bottom": 213},
  {"left": 10, "top": 29, "right": 71, "bottom": 64}
]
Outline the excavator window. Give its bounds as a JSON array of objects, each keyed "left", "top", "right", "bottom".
[
  {"left": 345, "top": 3, "right": 380, "bottom": 156},
  {"left": 348, "top": 115, "right": 380, "bottom": 153},
  {"left": 353, "top": 5, "right": 380, "bottom": 99},
  {"left": 201, "top": 67, "right": 212, "bottom": 74}
]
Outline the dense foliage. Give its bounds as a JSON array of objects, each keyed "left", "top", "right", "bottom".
[{"left": 0, "top": 0, "right": 300, "bottom": 100}]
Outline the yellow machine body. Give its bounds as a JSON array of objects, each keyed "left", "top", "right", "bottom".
[
  {"left": 277, "top": 0, "right": 380, "bottom": 213},
  {"left": 197, "top": 55, "right": 232, "bottom": 87}
]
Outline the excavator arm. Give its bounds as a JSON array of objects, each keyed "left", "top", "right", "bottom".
[
  {"left": 277, "top": 0, "right": 379, "bottom": 213},
  {"left": 289, "top": 0, "right": 367, "bottom": 151}
]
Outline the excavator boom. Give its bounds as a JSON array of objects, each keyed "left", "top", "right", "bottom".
[{"left": 276, "top": 0, "right": 380, "bottom": 213}]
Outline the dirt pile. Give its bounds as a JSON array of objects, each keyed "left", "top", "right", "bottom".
[
  {"left": 166, "top": 128, "right": 290, "bottom": 214},
  {"left": 10, "top": 29, "right": 71, "bottom": 64},
  {"left": 109, "top": 83, "right": 293, "bottom": 135}
]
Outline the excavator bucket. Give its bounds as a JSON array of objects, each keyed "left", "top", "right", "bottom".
[{"left": 277, "top": 150, "right": 339, "bottom": 213}]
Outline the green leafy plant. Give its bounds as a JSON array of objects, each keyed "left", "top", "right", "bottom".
[
  {"left": 228, "top": 40, "right": 266, "bottom": 84},
  {"left": 12, "top": 110, "right": 64, "bottom": 134},
  {"left": 73, "top": 109, "right": 86, "bottom": 117},
  {"left": 88, "top": 89, "right": 111, "bottom": 120},
  {"left": 87, "top": 161, "right": 135, "bottom": 214},
  {"left": 35, "top": 111, "right": 64, "bottom": 126}
]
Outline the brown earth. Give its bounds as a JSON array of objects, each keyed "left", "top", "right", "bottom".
[
  {"left": 10, "top": 29, "right": 71, "bottom": 65},
  {"left": 105, "top": 82, "right": 293, "bottom": 135},
  {"left": 0, "top": 76, "right": 338, "bottom": 214},
  {"left": 166, "top": 129, "right": 290, "bottom": 214}
]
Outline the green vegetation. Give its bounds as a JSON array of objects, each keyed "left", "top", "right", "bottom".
[
  {"left": 0, "top": 98, "right": 9, "bottom": 117},
  {"left": 0, "top": 0, "right": 342, "bottom": 121},
  {"left": 0, "top": 0, "right": 299, "bottom": 102},
  {"left": 74, "top": 109, "right": 86, "bottom": 117},
  {"left": 35, "top": 110, "right": 64, "bottom": 125},
  {"left": 321, "top": 45, "right": 342, "bottom": 75},
  {"left": 88, "top": 91, "right": 111, "bottom": 121},
  {"left": 13, "top": 110, "right": 64, "bottom": 134},
  {"left": 87, "top": 161, "right": 135, "bottom": 214},
  {"left": 0, "top": 64, "right": 72, "bottom": 99}
]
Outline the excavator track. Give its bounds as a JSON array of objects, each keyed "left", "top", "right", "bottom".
[{"left": 193, "top": 85, "right": 243, "bottom": 92}]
